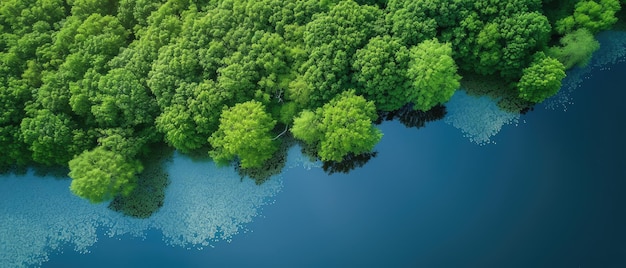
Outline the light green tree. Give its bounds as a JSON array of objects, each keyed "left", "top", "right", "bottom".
[
  {"left": 517, "top": 52, "right": 567, "bottom": 103},
  {"left": 407, "top": 39, "right": 461, "bottom": 111},
  {"left": 291, "top": 109, "right": 321, "bottom": 144},
  {"left": 292, "top": 90, "right": 382, "bottom": 162},
  {"left": 69, "top": 147, "right": 143, "bottom": 203},
  {"left": 208, "top": 100, "right": 278, "bottom": 168}
]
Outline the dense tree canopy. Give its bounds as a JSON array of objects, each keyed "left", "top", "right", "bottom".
[
  {"left": 0, "top": 0, "right": 623, "bottom": 202},
  {"left": 352, "top": 35, "right": 412, "bottom": 111},
  {"left": 208, "top": 100, "right": 278, "bottom": 168},
  {"left": 556, "top": 0, "right": 621, "bottom": 34},
  {"left": 406, "top": 39, "right": 461, "bottom": 111},
  {"left": 292, "top": 90, "right": 382, "bottom": 162},
  {"left": 69, "top": 147, "right": 143, "bottom": 203},
  {"left": 517, "top": 52, "right": 567, "bottom": 103}
]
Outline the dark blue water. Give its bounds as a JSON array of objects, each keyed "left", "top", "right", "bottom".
[{"left": 35, "top": 58, "right": 626, "bottom": 267}]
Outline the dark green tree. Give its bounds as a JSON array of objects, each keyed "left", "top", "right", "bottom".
[
  {"left": 20, "top": 110, "right": 76, "bottom": 165},
  {"left": 91, "top": 68, "right": 158, "bottom": 128},
  {"left": 352, "top": 35, "right": 412, "bottom": 111},
  {"left": 556, "top": 0, "right": 621, "bottom": 34},
  {"left": 385, "top": 0, "right": 438, "bottom": 46},
  {"left": 295, "top": 0, "right": 384, "bottom": 107}
]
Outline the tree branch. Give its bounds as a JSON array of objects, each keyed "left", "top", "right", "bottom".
[{"left": 272, "top": 124, "right": 289, "bottom": 140}]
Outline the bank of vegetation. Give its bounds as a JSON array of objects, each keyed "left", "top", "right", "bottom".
[{"left": 0, "top": 0, "right": 622, "bottom": 203}]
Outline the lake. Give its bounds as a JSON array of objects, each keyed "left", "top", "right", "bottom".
[{"left": 2, "top": 31, "right": 626, "bottom": 267}]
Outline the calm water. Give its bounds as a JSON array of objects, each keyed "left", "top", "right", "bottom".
[{"left": 2, "top": 32, "right": 626, "bottom": 267}]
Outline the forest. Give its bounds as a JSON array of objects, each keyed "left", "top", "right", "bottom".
[{"left": 0, "top": 0, "right": 623, "bottom": 204}]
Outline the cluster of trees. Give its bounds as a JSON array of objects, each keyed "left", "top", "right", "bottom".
[{"left": 0, "top": 0, "right": 622, "bottom": 203}]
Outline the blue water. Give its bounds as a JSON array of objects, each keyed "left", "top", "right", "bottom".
[{"left": 2, "top": 32, "right": 626, "bottom": 267}]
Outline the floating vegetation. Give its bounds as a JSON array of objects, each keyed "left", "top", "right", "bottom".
[
  {"left": 0, "top": 146, "right": 318, "bottom": 267},
  {"left": 545, "top": 30, "right": 626, "bottom": 111},
  {"left": 444, "top": 90, "right": 520, "bottom": 145}
]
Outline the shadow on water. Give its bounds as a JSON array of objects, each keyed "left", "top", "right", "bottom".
[
  {"left": 376, "top": 103, "right": 447, "bottom": 129},
  {"left": 0, "top": 160, "right": 70, "bottom": 179},
  {"left": 108, "top": 144, "right": 174, "bottom": 219},
  {"left": 236, "top": 134, "right": 296, "bottom": 185},
  {"left": 294, "top": 138, "right": 379, "bottom": 175},
  {"left": 322, "top": 152, "right": 378, "bottom": 175}
]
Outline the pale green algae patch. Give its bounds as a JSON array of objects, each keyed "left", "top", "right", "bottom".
[{"left": 0, "top": 146, "right": 319, "bottom": 267}]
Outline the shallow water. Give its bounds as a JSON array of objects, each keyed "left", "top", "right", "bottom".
[{"left": 2, "top": 31, "right": 626, "bottom": 267}]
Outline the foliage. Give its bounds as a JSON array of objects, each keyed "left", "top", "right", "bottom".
[
  {"left": 547, "top": 28, "right": 601, "bottom": 69},
  {"left": 208, "top": 100, "right": 278, "bottom": 168},
  {"left": 352, "top": 35, "right": 412, "bottom": 111},
  {"left": 69, "top": 147, "right": 143, "bottom": 203},
  {"left": 19, "top": 110, "right": 77, "bottom": 166},
  {"left": 517, "top": 52, "right": 567, "bottom": 103},
  {"left": 406, "top": 39, "right": 461, "bottom": 111},
  {"left": 296, "top": 0, "right": 384, "bottom": 107},
  {"left": 92, "top": 68, "right": 159, "bottom": 128},
  {"left": 292, "top": 90, "right": 382, "bottom": 162},
  {"left": 556, "top": 0, "right": 621, "bottom": 34}
]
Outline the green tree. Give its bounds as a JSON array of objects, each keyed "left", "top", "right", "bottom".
[
  {"left": 556, "top": 0, "right": 621, "bottom": 34},
  {"left": 406, "top": 39, "right": 461, "bottom": 111},
  {"left": 155, "top": 103, "right": 205, "bottom": 153},
  {"left": 0, "top": 125, "right": 31, "bottom": 168},
  {"left": 155, "top": 80, "right": 239, "bottom": 153},
  {"left": 296, "top": 0, "right": 384, "bottom": 107},
  {"left": 292, "top": 90, "right": 382, "bottom": 162},
  {"left": 473, "top": 0, "right": 542, "bottom": 20},
  {"left": 70, "top": 0, "right": 118, "bottom": 19},
  {"left": 385, "top": 0, "right": 438, "bottom": 46},
  {"left": 91, "top": 68, "right": 158, "bottom": 128},
  {"left": 352, "top": 35, "right": 412, "bottom": 111},
  {"left": 20, "top": 109, "right": 76, "bottom": 165},
  {"left": 96, "top": 127, "right": 158, "bottom": 158},
  {"left": 208, "top": 100, "right": 278, "bottom": 168},
  {"left": 147, "top": 41, "right": 202, "bottom": 108},
  {"left": 517, "top": 52, "right": 566, "bottom": 103},
  {"left": 69, "top": 147, "right": 143, "bottom": 203},
  {"left": 291, "top": 109, "right": 321, "bottom": 144},
  {"left": 498, "top": 11, "right": 552, "bottom": 78}
]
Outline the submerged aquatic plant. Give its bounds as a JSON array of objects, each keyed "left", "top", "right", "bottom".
[
  {"left": 0, "top": 147, "right": 326, "bottom": 267},
  {"left": 444, "top": 90, "right": 520, "bottom": 145}
]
